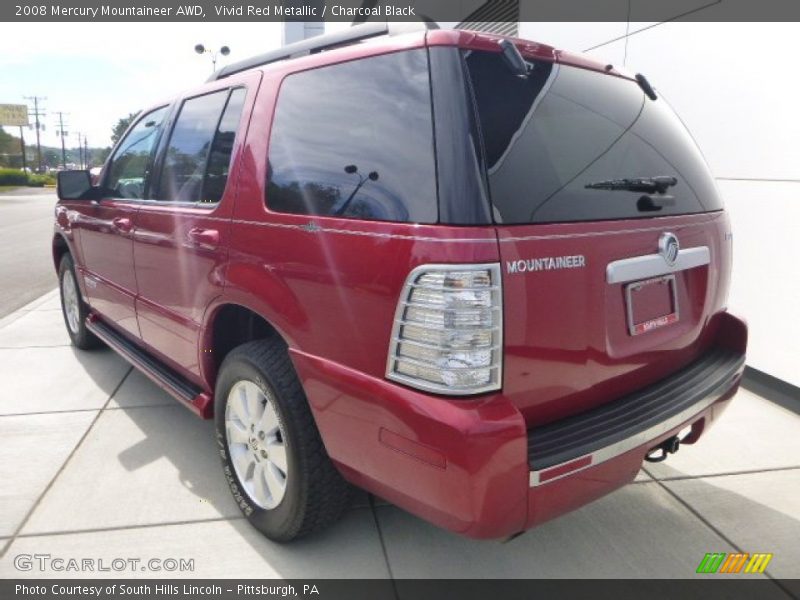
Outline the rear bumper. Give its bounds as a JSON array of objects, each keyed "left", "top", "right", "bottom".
[
  {"left": 528, "top": 347, "right": 745, "bottom": 486},
  {"left": 291, "top": 311, "right": 747, "bottom": 539}
]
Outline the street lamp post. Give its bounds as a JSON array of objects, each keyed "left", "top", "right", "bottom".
[
  {"left": 194, "top": 44, "right": 231, "bottom": 73},
  {"left": 334, "top": 164, "right": 379, "bottom": 216}
]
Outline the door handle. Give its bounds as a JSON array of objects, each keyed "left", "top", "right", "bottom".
[
  {"left": 111, "top": 217, "right": 133, "bottom": 233},
  {"left": 186, "top": 227, "right": 220, "bottom": 248}
]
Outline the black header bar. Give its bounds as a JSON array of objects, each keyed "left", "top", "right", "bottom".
[{"left": 3, "top": 0, "right": 800, "bottom": 22}]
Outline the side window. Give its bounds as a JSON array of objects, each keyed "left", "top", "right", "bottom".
[
  {"left": 203, "top": 88, "right": 247, "bottom": 204},
  {"left": 266, "top": 49, "right": 437, "bottom": 223},
  {"left": 105, "top": 106, "right": 168, "bottom": 199},
  {"left": 157, "top": 88, "right": 244, "bottom": 204}
]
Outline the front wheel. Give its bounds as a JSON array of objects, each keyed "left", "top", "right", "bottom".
[
  {"left": 58, "top": 254, "right": 101, "bottom": 350},
  {"left": 214, "top": 338, "right": 352, "bottom": 541}
]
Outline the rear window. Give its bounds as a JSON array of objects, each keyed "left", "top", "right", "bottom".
[
  {"left": 266, "top": 49, "right": 437, "bottom": 223},
  {"left": 464, "top": 50, "right": 723, "bottom": 224}
]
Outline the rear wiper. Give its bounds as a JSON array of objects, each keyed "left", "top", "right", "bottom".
[{"left": 584, "top": 176, "right": 677, "bottom": 195}]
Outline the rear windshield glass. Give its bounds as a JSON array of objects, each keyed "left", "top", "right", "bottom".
[{"left": 463, "top": 50, "right": 723, "bottom": 224}]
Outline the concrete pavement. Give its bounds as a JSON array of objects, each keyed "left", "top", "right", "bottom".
[
  {"left": 0, "top": 290, "right": 798, "bottom": 587},
  {"left": 0, "top": 188, "right": 59, "bottom": 318}
]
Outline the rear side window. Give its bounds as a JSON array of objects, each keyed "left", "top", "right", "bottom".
[
  {"left": 464, "top": 50, "right": 723, "bottom": 224},
  {"left": 157, "top": 88, "right": 245, "bottom": 204},
  {"left": 266, "top": 49, "right": 437, "bottom": 223}
]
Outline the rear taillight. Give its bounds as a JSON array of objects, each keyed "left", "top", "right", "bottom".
[{"left": 385, "top": 263, "right": 503, "bottom": 395}]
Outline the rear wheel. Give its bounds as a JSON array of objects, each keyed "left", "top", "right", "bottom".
[
  {"left": 58, "top": 254, "right": 101, "bottom": 350},
  {"left": 214, "top": 338, "right": 352, "bottom": 541}
]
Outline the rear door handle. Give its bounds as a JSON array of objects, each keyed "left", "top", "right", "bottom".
[
  {"left": 186, "top": 227, "right": 219, "bottom": 248},
  {"left": 111, "top": 217, "right": 133, "bottom": 233}
]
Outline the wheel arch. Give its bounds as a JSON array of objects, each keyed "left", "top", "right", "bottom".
[
  {"left": 52, "top": 233, "right": 71, "bottom": 271},
  {"left": 200, "top": 301, "right": 295, "bottom": 391}
]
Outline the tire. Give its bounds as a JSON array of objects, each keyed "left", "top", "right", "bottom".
[
  {"left": 58, "top": 254, "right": 101, "bottom": 350},
  {"left": 214, "top": 338, "right": 353, "bottom": 541}
]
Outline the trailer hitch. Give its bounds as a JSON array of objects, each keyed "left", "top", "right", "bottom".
[{"left": 644, "top": 435, "right": 681, "bottom": 463}]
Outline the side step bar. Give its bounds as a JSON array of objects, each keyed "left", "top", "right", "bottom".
[{"left": 86, "top": 316, "right": 212, "bottom": 418}]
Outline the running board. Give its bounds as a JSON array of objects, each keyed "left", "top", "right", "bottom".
[{"left": 86, "top": 316, "right": 213, "bottom": 418}]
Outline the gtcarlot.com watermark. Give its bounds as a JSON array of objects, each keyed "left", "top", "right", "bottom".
[{"left": 13, "top": 553, "right": 194, "bottom": 573}]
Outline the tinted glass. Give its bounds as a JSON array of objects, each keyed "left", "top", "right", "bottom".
[
  {"left": 429, "top": 47, "right": 492, "bottom": 225},
  {"left": 106, "top": 106, "right": 168, "bottom": 199},
  {"left": 203, "top": 88, "right": 247, "bottom": 204},
  {"left": 158, "top": 90, "right": 229, "bottom": 203},
  {"left": 266, "top": 49, "right": 437, "bottom": 223},
  {"left": 464, "top": 50, "right": 723, "bottom": 224}
]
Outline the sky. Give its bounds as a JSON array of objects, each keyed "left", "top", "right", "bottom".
[
  {"left": 2, "top": 18, "right": 798, "bottom": 178},
  {"left": 0, "top": 21, "right": 351, "bottom": 148}
]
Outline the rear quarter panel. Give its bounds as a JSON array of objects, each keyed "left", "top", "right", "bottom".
[{"left": 221, "top": 43, "right": 501, "bottom": 379}]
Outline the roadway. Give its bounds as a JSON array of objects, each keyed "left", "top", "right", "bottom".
[{"left": 0, "top": 188, "right": 59, "bottom": 318}]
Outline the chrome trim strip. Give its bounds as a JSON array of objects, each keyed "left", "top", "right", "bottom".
[
  {"left": 394, "top": 356, "right": 500, "bottom": 372},
  {"left": 394, "top": 319, "right": 501, "bottom": 333},
  {"left": 400, "top": 301, "right": 500, "bottom": 311},
  {"left": 230, "top": 219, "right": 498, "bottom": 243},
  {"left": 392, "top": 337, "right": 498, "bottom": 352},
  {"left": 606, "top": 246, "right": 710, "bottom": 284},
  {"left": 528, "top": 367, "right": 740, "bottom": 487}
]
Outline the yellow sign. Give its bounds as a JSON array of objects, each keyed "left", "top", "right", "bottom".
[{"left": 0, "top": 104, "right": 29, "bottom": 127}]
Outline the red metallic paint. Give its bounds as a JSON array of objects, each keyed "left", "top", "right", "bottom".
[
  {"left": 497, "top": 211, "right": 733, "bottom": 427},
  {"left": 289, "top": 347, "right": 530, "bottom": 538},
  {"left": 286, "top": 313, "right": 745, "bottom": 538},
  {"left": 69, "top": 199, "right": 141, "bottom": 339},
  {"left": 51, "top": 28, "right": 747, "bottom": 539},
  {"left": 526, "top": 381, "right": 740, "bottom": 529}
]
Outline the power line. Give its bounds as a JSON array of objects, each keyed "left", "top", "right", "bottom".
[{"left": 23, "top": 95, "right": 46, "bottom": 172}]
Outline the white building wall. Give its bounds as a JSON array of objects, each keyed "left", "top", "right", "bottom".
[
  {"left": 518, "top": 21, "right": 800, "bottom": 385},
  {"left": 282, "top": 21, "right": 325, "bottom": 45}
]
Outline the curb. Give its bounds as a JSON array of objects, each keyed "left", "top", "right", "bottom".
[
  {"left": 742, "top": 366, "right": 800, "bottom": 416},
  {"left": 0, "top": 288, "right": 59, "bottom": 329}
]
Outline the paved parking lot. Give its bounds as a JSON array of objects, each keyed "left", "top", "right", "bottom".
[{"left": 0, "top": 290, "right": 798, "bottom": 587}]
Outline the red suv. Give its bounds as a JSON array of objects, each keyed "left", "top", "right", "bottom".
[{"left": 53, "top": 23, "right": 747, "bottom": 541}]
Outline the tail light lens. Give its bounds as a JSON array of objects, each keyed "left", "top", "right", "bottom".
[{"left": 385, "top": 264, "right": 503, "bottom": 395}]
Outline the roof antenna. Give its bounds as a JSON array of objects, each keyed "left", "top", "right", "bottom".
[
  {"left": 498, "top": 39, "right": 531, "bottom": 78},
  {"left": 635, "top": 73, "right": 658, "bottom": 100}
]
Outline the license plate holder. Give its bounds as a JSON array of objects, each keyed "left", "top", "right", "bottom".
[{"left": 625, "top": 274, "right": 679, "bottom": 336}]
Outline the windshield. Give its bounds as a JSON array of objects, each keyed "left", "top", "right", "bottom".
[{"left": 463, "top": 49, "right": 723, "bottom": 224}]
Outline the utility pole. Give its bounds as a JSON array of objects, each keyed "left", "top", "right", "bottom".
[
  {"left": 54, "top": 111, "right": 69, "bottom": 169},
  {"left": 76, "top": 132, "right": 84, "bottom": 169},
  {"left": 84, "top": 136, "right": 89, "bottom": 168},
  {"left": 18, "top": 126, "right": 27, "bottom": 172},
  {"left": 23, "top": 96, "right": 46, "bottom": 172}
]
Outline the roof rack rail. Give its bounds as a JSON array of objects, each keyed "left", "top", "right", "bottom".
[{"left": 208, "top": 20, "right": 438, "bottom": 82}]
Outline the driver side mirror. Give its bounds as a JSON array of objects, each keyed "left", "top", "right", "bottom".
[{"left": 57, "top": 170, "right": 95, "bottom": 201}]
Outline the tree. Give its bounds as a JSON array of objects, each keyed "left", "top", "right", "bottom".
[
  {"left": 94, "top": 147, "right": 112, "bottom": 165},
  {"left": 111, "top": 112, "right": 140, "bottom": 145}
]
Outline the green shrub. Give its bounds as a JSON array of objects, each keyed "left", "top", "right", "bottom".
[
  {"left": 0, "top": 168, "right": 28, "bottom": 186},
  {"left": 27, "top": 173, "right": 56, "bottom": 187},
  {"left": 0, "top": 169, "right": 56, "bottom": 187}
]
